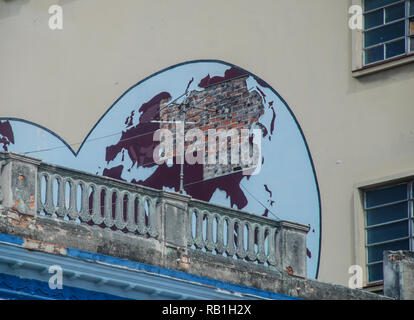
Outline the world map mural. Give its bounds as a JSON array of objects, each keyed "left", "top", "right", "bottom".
[{"left": 0, "top": 60, "right": 321, "bottom": 279}]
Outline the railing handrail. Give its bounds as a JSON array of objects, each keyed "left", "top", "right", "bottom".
[
  {"left": 38, "top": 161, "right": 163, "bottom": 198},
  {"left": 189, "top": 197, "right": 281, "bottom": 228},
  {"left": 0, "top": 151, "right": 310, "bottom": 276},
  {"left": 0, "top": 151, "right": 164, "bottom": 198},
  {"left": 15, "top": 152, "right": 290, "bottom": 231}
]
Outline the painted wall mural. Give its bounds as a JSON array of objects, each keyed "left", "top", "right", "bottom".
[{"left": 0, "top": 60, "right": 321, "bottom": 279}]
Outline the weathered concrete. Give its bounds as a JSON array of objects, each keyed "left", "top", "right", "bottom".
[
  {"left": 0, "top": 151, "right": 391, "bottom": 300},
  {"left": 0, "top": 153, "right": 41, "bottom": 216},
  {"left": 0, "top": 207, "right": 389, "bottom": 300},
  {"left": 0, "top": 151, "right": 310, "bottom": 278},
  {"left": 384, "top": 250, "right": 414, "bottom": 300}
]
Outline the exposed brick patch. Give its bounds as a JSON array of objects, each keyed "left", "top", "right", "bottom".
[
  {"left": 178, "top": 255, "right": 190, "bottom": 270},
  {"left": 8, "top": 211, "right": 34, "bottom": 229},
  {"left": 286, "top": 266, "right": 294, "bottom": 275},
  {"left": 159, "top": 76, "right": 264, "bottom": 179},
  {"left": 23, "top": 238, "right": 67, "bottom": 255}
]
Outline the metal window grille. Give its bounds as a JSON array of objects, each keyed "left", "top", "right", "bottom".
[
  {"left": 364, "top": 182, "right": 413, "bottom": 283},
  {"left": 363, "top": 0, "right": 414, "bottom": 65}
]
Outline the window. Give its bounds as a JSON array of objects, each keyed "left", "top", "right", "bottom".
[
  {"left": 364, "top": 182, "right": 413, "bottom": 283},
  {"left": 363, "top": 0, "right": 414, "bottom": 65}
]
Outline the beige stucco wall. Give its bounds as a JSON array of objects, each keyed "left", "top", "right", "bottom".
[{"left": 1, "top": 0, "right": 414, "bottom": 287}]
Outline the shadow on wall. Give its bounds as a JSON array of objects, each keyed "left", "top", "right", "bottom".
[
  {"left": 0, "top": 0, "right": 30, "bottom": 19},
  {"left": 347, "top": 60, "right": 414, "bottom": 96}
]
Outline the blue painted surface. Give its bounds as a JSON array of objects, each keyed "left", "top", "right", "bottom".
[
  {"left": 66, "top": 248, "right": 299, "bottom": 300},
  {"left": 0, "top": 232, "right": 299, "bottom": 300},
  {"left": 0, "top": 233, "right": 24, "bottom": 246},
  {"left": 0, "top": 272, "right": 128, "bottom": 300}
]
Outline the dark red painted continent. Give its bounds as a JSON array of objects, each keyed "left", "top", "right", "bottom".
[
  {"left": 198, "top": 67, "right": 248, "bottom": 88},
  {"left": 104, "top": 89, "right": 249, "bottom": 209},
  {"left": 0, "top": 120, "right": 14, "bottom": 151}
]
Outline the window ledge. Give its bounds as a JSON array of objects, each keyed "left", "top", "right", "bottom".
[
  {"left": 352, "top": 53, "right": 414, "bottom": 78},
  {"left": 363, "top": 281, "right": 384, "bottom": 295}
]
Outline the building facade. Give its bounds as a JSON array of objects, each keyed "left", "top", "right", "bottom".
[{"left": 1, "top": 0, "right": 414, "bottom": 294}]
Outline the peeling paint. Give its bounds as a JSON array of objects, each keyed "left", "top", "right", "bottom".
[
  {"left": 23, "top": 238, "right": 67, "bottom": 256},
  {"left": 286, "top": 266, "right": 294, "bottom": 275}
]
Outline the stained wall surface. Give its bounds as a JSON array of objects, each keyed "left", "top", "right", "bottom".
[{"left": 1, "top": 0, "right": 413, "bottom": 286}]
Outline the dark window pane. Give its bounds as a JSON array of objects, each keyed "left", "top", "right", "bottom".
[
  {"left": 365, "top": 0, "right": 403, "bottom": 12},
  {"left": 367, "top": 220, "right": 408, "bottom": 244},
  {"left": 386, "top": 38, "right": 406, "bottom": 58},
  {"left": 366, "top": 202, "right": 408, "bottom": 226},
  {"left": 410, "top": 36, "right": 414, "bottom": 51},
  {"left": 368, "top": 263, "right": 384, "bottom": 282},
  {"left": 365, "top": 184, "right": 407, "bottom": 208},
  {"left": 365, "top": 21, "right": 405, "bottom": 47},
  {"left": 367, "top": 239, "right": 409, "bottom": 263},
  {"left": 365, "top": 45, "right": 385, "bottom": 64},
  {"left": 410, "top": 0, "right": 414, "bottom": 16},
  {"left": 365, "top": 10, "right": 384, "bottom": 29},
  {"left": 385, "top": 3, "right": 405, "bottom": 22}
]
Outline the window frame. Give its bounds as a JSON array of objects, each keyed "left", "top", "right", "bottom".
[
  {"left": 351, "top": 0, "right": 414, "bottom": 77},
  {"left": 354, "top": 171, "right": 414, "bottom": 286},
  {"left": 363, "top": 182, "right": 413, "bottom": 283},
  {"left": 363, "top": 0, "right": 407, "bottom": 65}
]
